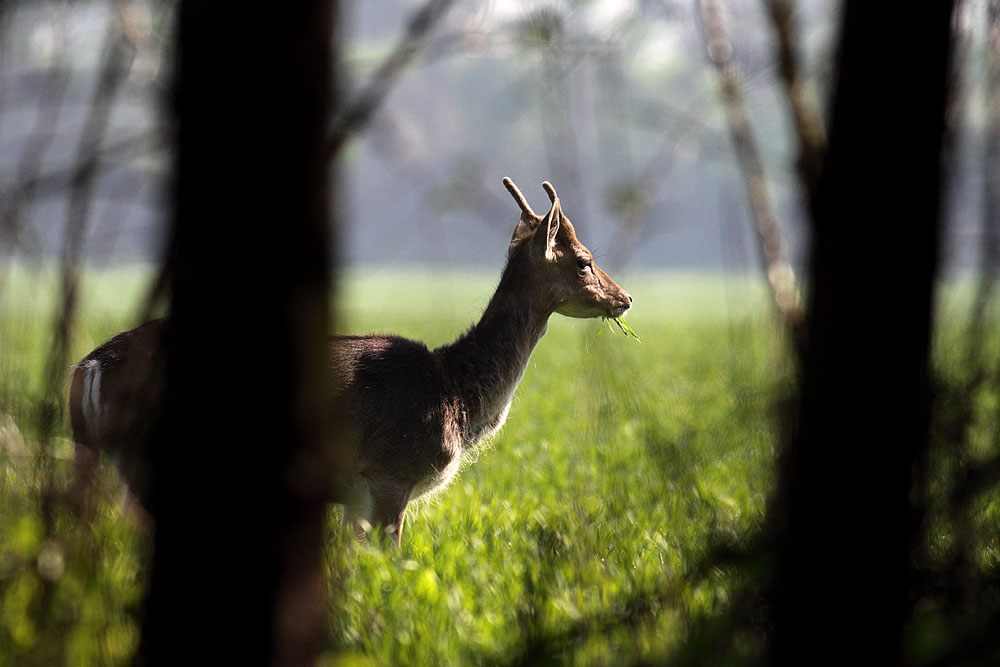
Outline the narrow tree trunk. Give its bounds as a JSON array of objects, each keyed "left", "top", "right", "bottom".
[
  {"left": 769, "top": 3, "right": 954, "bottom": 663},
  {"left": 141, "top": 3, "right": 336, "bottom": 664}
]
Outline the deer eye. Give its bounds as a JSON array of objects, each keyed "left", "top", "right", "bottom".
[{"left": 577, "top": 257, "right": 592, "bottom": 271}]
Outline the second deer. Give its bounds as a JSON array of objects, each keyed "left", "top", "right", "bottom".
[{"left": 69, "top": 178, "right": 632, "bottom": 544}]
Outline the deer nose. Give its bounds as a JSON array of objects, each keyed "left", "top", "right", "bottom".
[{"left": 624, "top": 292, "right": 633, "bottom": 307}]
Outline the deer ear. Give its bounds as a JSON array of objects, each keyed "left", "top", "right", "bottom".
[
  {"left": 540, "top": 182, "right": 562, "bottom": 262},
  {"left": 541, "top": 201, "right": 562, "bottom": 261},
  {"left": 509, "top": 210, "right": 536, "bottom": 248}
]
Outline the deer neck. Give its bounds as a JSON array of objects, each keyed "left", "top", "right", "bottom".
[{"left": 437, "top": 268, "right": 553, "bottom": 448}]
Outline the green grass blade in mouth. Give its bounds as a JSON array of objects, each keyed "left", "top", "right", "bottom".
[{"left": 605, "top": 316, "right": 641, "bottom": 341}]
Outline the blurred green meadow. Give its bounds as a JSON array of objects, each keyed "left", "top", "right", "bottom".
[{"left": 0, "top": 263, "right": 786, "bottom": 665}]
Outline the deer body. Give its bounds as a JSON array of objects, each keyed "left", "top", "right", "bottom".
[
  {"left": 330, "top": 270, "right": 555, "bottom": 538},
  {"left": 69, "top": 318, "right": 165, "bottom": 514},
  {"left": 69, "top": 179, "right": 631, "bottom": 544}
]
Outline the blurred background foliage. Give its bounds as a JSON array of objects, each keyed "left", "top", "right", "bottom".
[{"left": 1, "top": 0, "right": 999, "bottom": 664}]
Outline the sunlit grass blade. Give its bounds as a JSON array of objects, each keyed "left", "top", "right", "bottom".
[{"left": 604, "top": 316, "right": 640, "bottom": 342}]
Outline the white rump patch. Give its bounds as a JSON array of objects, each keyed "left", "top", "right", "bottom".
[{"left": 81, "top": 360, "right": 103, "bottom": 440}]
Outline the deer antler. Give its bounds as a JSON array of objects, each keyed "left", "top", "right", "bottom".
[
  {"left": 503, "top": 177, "right": 540, "bottom": 220},
  {"left": 541, "top": 181, "right": 559, "bottom": 205}
]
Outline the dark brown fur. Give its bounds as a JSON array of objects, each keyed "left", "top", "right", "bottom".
[
  {"left": 69, "top": 180, "right": 631, "bottom": 544},
  {"left": 69, "top": 318, "right": 166, "bottom": 516}
]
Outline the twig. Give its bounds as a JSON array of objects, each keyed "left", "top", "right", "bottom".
[
  {"left": 0, "top": 49, "right": 71, "bottom": 258},
  {"left": 31, "top": 15, "right": 132, "bottom": 651},
  {"left": 0, "top": 130, "right": 162, "bottom": 239},
  {"left": 326, "top": 0, "right": 457, "bottom": 157},
  {"left": 49, "top": 26, "right": 133, "bottom": 371},
  {"left": 36, "top": 10, "right": 132, "bottom": 491},
  {"left": 607, "top": 95, "right": 714, "bottom": 268},
  {"left": 698, "top": 0, "right": 803, "bottom": 338},
  {"left": 966, "top": 0, "right": 1000, "bottom": 381},
  {"left": 763, "top": 0, "right": 826, "bottom": 198}
]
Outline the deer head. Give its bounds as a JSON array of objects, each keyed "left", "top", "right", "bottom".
[{"left": 503, "top": 177, "right": 632, "bottom": 319}]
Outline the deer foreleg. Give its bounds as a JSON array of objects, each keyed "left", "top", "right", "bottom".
[{"left": 367, "top": 476, "right": 411, "bottom": 546}]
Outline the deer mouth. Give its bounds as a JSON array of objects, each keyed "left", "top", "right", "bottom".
[
  {"left": 608, "top": 293, "right": 632, "bottom": 318},
  {"left": 609, "top": 305, "right": 630, "bottom": 318}
]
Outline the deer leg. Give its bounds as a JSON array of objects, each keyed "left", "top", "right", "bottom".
[
  {"left": 67, "top": 443, "right": 99, "bottom": 520},
  {"left": 366, "top": 477, "right": 411, "bottom": 546},
  {"left": 67, "top": 369, "right": 99, "bottom": 519},
  {"left": 342, "top": 501, "right": 369, "bottom": 541},
  {"left": 341, "top": 476, "right": 373, "bottom": 540},
  {"left": 393, "top": 504, "right": 408, "bottom": 546}
]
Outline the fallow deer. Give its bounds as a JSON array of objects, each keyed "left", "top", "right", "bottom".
[{"left": 69, "top": 178, "right": 632, "bottom": 543}]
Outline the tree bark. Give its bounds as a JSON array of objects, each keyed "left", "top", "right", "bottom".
[
  {"left": 141, "top": 3, "right": 336, "bottom": 665},
  {"left": 769, "top": 2, "right": 954, "bottom": 664}
]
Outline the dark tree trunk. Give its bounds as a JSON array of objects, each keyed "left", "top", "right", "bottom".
[
  {"left": 769, "top": 2, "right": 954, "bottom": 664},
  {"left": 141, "top": 3, "right": 336, "bottom": 665}
]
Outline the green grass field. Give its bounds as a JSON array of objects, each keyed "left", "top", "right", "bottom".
[{"left": 0, "top": 264, "right": 788, "bottom": 665}]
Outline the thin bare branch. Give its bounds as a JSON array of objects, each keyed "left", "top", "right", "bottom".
[
  {"left": 0, "top": 51, "right": 70, "bottom": 258},
  {"left": 326, "top": 0, "right": 457, "bottom": 157},
  {"left": 38, "top": 16, "right": 132, "bottom": 448},
  {"left": 763, "top": 0, "right": 826, "bottom": 197},
  {"left": 0, "top": 130, "right": 162, "bottom": 248},
  {"left": 30, "top": 13, "right": 132, "bottom": 648},
  {"left": 50, "top": 23, "right": 133, "bottom": 357},
  {"left": 967, "top": 0, "right": 1000, "bottom": 376},
  {"left": 699, "top": 0, "right": 803, "bottom": 337},
  {"left": 606, "top": 94, "right": 715, "bottom": 268}
]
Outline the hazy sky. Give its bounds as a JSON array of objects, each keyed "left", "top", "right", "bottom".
[{"left": 0, "top": 0, "right": 989, "bottom": 273}]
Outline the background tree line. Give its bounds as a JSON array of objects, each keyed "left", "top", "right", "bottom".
[{"left": 1, "top": 0, "right": 998, "bottom": 664}]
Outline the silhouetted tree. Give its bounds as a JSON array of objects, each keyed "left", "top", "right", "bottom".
[
  {"left": 769, "top": 2, "right": 955, "bottom": 664},
  {"left": 140, "top": 3, "right": 336, "bottom": 665}
]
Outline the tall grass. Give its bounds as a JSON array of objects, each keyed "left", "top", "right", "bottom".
[
  {"left": 0, "top": 263, "right": 155, "bottom": 667},
  {"left": 0, "top": 264, "right": 787, "bottom": 665},
  {"left": 331, "top": 268, "right": 785, "bottom": 665}
]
